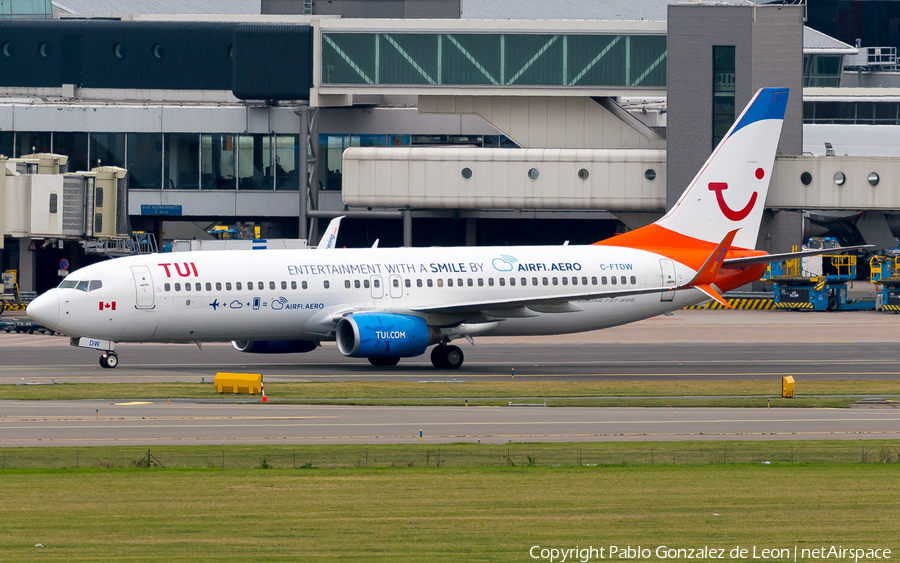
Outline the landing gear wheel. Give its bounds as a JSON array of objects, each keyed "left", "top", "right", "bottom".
[
  {"left": 431, "top": 345, "right": 464, "bottom": 370},
  {"left": 100, "top": 353, "right": 118, "bottom": 369},
  {"left": 431, "top": 345, "right": 448, "bottom": 369},
  {"left": 443, "top": 345, "right": 464, "bottom": 370},
  {"left": 368, "top": 356, "right": 400, "bottom": 367}
]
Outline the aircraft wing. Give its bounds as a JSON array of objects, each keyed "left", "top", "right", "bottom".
[
  {"left": 411, "top": 231, "right": 741, "bottom": 316},
  {"left": 409, "top": 284, "right": 677, "bottom": 316},
  {"left": 722, "top": 245, "right": 873, "bottom": 267}
]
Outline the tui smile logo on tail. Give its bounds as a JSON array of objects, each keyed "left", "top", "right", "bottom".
[{"left": 708, "top": 181, "right": 758, "bottom": 221}]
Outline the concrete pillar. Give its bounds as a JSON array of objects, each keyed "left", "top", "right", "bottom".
[
  {"left": 298, "top": 107, "right": 308, "bottom": 240},
  {"left": 465, "top": 218, "right": 476, "bottom": 246},
  {"left": 403, "top": 206, "right": 412, "bottom": 247},
  {"left": 18, "top": 237, "right": 36, "bottom": 293}
]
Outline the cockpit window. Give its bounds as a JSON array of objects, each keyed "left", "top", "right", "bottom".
[
  {"left": 58, "top": 280, "right": 77, "bottom": 289},
  {"left": 89, "top": 280, "right": 103, "bottom": 291},
  {"left": 75, "top": 281, "right": 90, "bottom": 292}
]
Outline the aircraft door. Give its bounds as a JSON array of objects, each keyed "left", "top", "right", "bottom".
[
  {"left": 659, "top": 259, "right": 676, "bottom": 302},
  {"left": 389, "top": 275, "right": 403, "bottom": 298},
  {"left": 370, "top": 275, "right": 384, "bottom": 299},
  {"left": 131, "top": 265, "right": 155, "bottom": 309}
]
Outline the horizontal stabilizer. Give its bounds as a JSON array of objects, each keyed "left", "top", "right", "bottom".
[
  {"left": 694, "top": 284, "right": 732, "bottom": 309},
  {"left": 723, "top": 245, "right": 873, "bottom": 267}
]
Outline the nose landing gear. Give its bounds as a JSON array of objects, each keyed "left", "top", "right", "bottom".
[
  {"left": 99, "top": 352, "right": 119, "bottom": 369},
  {"left": 430, "top": 344, "right": 464, "bottom": 369}
]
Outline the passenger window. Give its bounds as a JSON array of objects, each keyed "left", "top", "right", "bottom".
[
  {"left": 416, "top": 279, "right": 423, "bottom": 288},
  {"left": 302, "top": 281, "right": 308, "bottom": 289},
  {"left": 486, "top": 278, "right": 491, "bottom": 287},
  {"left": 174, "top": 283, "right": 181, "bottom": 291},
  {"left": 216, "top": 282, "right": 222, "bottom": 291},
  {"left": 345, "top": 280, "right": 351, "bottom": 289},
  {"left": 569, "top": 277, "right": 575, "bottom": 285},
  {"left": 611, "top": 276, "right": 617, "bottom": 285},
  {"left": 522, "top": 278, "right": 528, "bottom": 286},
  {"left": 601, "top": 276, "right": 607, "bottom": 285},
  {"left": 582, "top": 277, "right": 588, "bottom": 285},
  {"left": 532, "top": 278, "right": 538, "bottom": 286},
  {"left": 509, "top": 278, "right": 515, "bottom": 286},
  {"left": 468, "top": 278, "right": 474, "bottom": 287},
  {"left": 373, "top": 279, "right": 380, "bottom": 288},
  {"left": 427, "top": 279, "right": 433, "bottom": 288},
  {"left": 226, "top": 282, "right": 232, "bottom": 290},
  {"left": 76, "top": 281, "right": 89, "bottom": 291},
  {"left": 206, "top": 282, "right": 212, "bottom": 291},
  {"left": 437, "top": 279, "right": 443, "bottom": 287},
  {"left": 591, "top": 276, "right": 597, "bottom": 285},
  {"left": 392, "top": 279, "right": 399, "bottom": 287},
  {"left": 248, "top": 281, "right": 253, "bottom": 289},
  {"left": 324, "top": 281, "right": 330, "bottom": 289},
  {"left": 164, "top": 283, "right": 171, "bottom": 292},
  {"left": 195, "top": 283, "right": 202, "bottom": 291},
  {"left": 236, "top": 282, "right": 242, "bottom": 290},
  {"left": 89, "top": 280, "right": 103, "bottom": 291},
  {"left": 354, "top": 280, "right": 361, "bottom": 289},
  {"left": 552, "top": 277, "right": 558, "bottom": 286},
  {"left": 630, "top": 276, "right": 637, "bottom": 284},
  {"left": 621, "top": 276, "right": 627, "bottom": 285},
  {"left": 542, "top": 277, "right": 549, "bottom": 286},
  {"left": 562, "top": 277, "right": 568, "bottom": 286},
  {"left": 499, "top": 278, "right": 505, "bottom": 287},
  {"left": 458, "top": 278, "right": 463, "bottom": 287},
  {"left": 269, "top": 281, "right": 276, "bottom": 290},
  {"left": 364, "top": 280, "right": 370, "bottom": 289},
  {"left": 281, "top": 281, "right": 287, "bottom": 290},
  {"left": 405, "top": 279, "right": 411, "bottom": 288},
  {"left": 291, "top": 281, "right": 297, "bottom": 290},
  {"left": 258, "top": 282, "right": 264, "bottom": 290},
  {"left": 448, "top": 279, "right": 454, "bottom": 287}
]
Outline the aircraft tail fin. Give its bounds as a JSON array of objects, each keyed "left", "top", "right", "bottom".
[
  {"left": 654, "top": 87, "right": 789, "bottom": 250},
  {"left": 317, "top": 216, "right": 344, "bottom": 250}
]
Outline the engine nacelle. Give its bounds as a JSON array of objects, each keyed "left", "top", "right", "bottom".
[
  {"left": 231, "top": 340, "right": 319, "bottom": 354},
  {"left": 336, "top": 313, "right": 438, "bottom": 358}
]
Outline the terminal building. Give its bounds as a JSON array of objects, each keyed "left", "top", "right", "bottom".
[{"left": 1, "top": 0, "right": 899, "bottom": 295}]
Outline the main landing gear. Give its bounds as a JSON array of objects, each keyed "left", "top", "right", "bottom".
[
  {"left": 431, "top": 344, "right": 464, "bottom": 370},
  {"left": 99, "top": 352, "right": 119, "bottom": 369}
]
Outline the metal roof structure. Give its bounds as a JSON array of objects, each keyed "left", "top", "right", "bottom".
[
  {"left": 803, "top": 25, "right": 858, "bottom": 55},
  {"left": 462, "top": 0, "right": 747, "bottom": 21},
  {"left": 51, "top": 0, "right": 260, "bottom": 16}
]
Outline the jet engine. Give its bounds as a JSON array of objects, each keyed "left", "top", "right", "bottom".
[
  {"left": 336, "top": 313, "right": 439, "bottom": 358},
  {"left": 231, "top": 340, "right": 319, "bottom": 354}
]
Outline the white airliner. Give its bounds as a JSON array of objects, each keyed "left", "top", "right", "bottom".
[{"left": 26, "top": 88, "right": 852, "bottom": 369}]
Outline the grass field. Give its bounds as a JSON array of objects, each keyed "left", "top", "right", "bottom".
[
  {"left": 4, "top": 441, "right": 900, "bottom": 470},
  {"left": 2, "top": 380, "right": 899, "bottom": 408},
  {"left": 1, "top": 461, "right": 898, "bottom": 562}
]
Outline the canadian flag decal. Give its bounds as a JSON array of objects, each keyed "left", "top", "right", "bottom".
[{"left": 99, "top": 301, "right": 117, "bottom": 311}]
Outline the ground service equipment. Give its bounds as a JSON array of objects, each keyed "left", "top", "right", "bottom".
[{"left": 762, "top": 238, "right": 875, "bottom": 311}]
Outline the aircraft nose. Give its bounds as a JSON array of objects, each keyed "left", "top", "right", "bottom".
[{"left": 26, "top": 291, "right": 60, "bottom": 328}]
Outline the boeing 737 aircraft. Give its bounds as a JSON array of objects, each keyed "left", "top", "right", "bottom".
[{"left": 26, "top": 88, "right": 852, "bottom": 369}]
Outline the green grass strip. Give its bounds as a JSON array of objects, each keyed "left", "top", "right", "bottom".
[
  {"left": 0, "top": 461, "right": 898, "bottom": 561},
  {"left": 2, "top": 440, "right": 899, "bottom": 470},
  {"left": 2, "top": 380, "right": 900, "bottom": 406}
]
